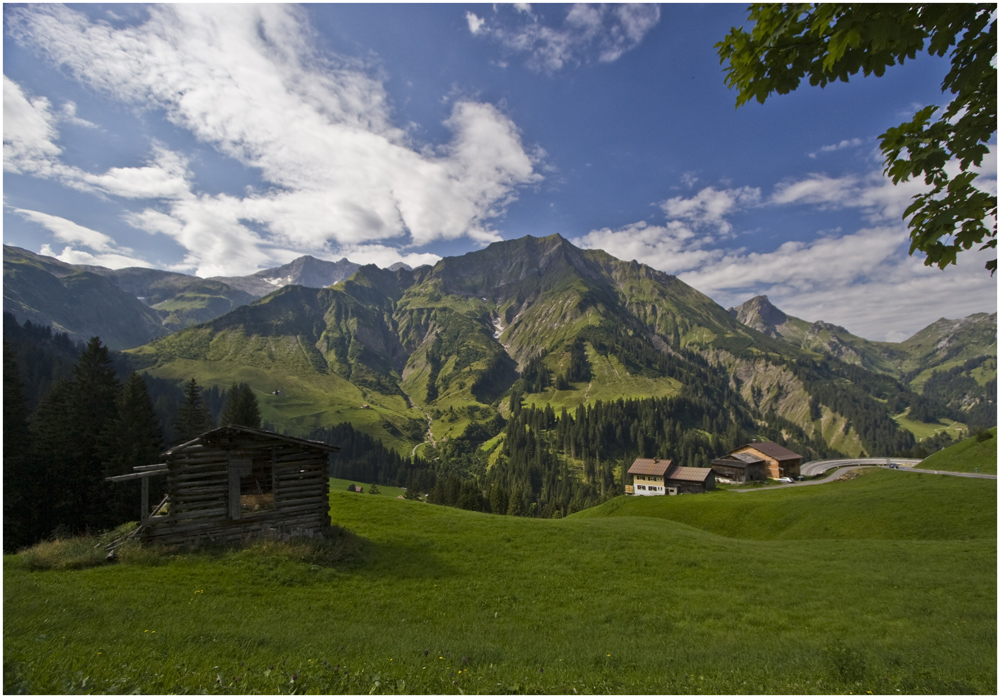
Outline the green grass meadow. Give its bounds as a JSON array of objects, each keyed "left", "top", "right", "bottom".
[
  {"left": 917, "top": 427, "right": 998, "bottom": 475},
  {"left": 4, "top": 464, "right": 996, "bottom": 693}
]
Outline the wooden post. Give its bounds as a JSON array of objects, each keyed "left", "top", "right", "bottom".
[{"left": 141, "top": 476, "right": 149, "bottom": 523}]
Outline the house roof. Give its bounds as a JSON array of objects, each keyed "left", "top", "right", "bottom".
[
  {"left": 628, "top": 458, "right": 673, "bottom": 476},
  {"left": 629, "top": 458, "right": 714, "bottom": 483},
  {"left": 666, "top": 466, "right": 714, "bottom": 483},
  {"left": 711, "top": 453, "right": 762, "bottom": 468},
  {"left": 735, "top": 441, "right": 801, "bottom": 461},
  {"left": 166, "top": 425, "right": 340, "bottom": 456}
]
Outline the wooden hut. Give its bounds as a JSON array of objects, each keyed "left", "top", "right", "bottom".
[{"left": 107, "top": 425, "right": 339, "bottom": 546}]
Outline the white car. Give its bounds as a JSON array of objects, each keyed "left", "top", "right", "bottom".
[{"left": 776, "top": 477, "right": 794, "bottom": 483}]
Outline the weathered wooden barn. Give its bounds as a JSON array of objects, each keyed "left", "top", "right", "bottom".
[
  {"left": 107, "top": 425, "right": 339, "bottom": 546},
  {"left": 625, "top": 458, "right": 716, "bottom": 495}
]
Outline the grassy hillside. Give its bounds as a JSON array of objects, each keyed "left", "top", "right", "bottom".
[
  {"left": 917, "top": 427, "right": 998, "bottom": 475},
  {"left": 4, "top": 474, "right": 995, "bottom": 694},
  {"left": 572, "top": 468, "right": 996, "bottom": 540}
]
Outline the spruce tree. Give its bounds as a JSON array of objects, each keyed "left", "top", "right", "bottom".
[
  {"left": 220, "top": 382, "right": 262, "bottom": 429},
  {"left": 4, "top": 342, "right": 39, "bottom": 550},
  {"left": 98, "top": 372, "right": 165, "bottom": 526},
  {"left": 72, "top": 338, "right": 122, "bottom": 532},
  {"left": 174, "top": 378, "right": 213, "bottom": 442}
]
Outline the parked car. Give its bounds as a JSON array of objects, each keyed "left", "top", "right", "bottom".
[{"left": 776, "top": 477, "right": 793, "bottom": 483}]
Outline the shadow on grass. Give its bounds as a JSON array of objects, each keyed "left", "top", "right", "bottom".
[{"left": 351, "top": 538, "right": 460, "bottom": 580}]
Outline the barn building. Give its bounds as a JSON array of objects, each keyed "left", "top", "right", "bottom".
[
  {"left": 710, "top": 441, "right": 802, "bottom": 482},
  {"left": 107, "top": 425, "right": 339, "bottom": 546},
  {"left": 626, "top": 458, "right": 716, "bottom": 495}
]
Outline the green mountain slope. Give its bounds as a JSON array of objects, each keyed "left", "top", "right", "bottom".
[{"left": 127, "top": 235, "right": 926, "bottom": 461}]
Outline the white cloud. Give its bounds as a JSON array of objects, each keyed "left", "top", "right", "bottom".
[
  {"left": 466, "top": 12, "right": 485, "bottom": 35},
  {"left": 808, "top": 137, "right": 864, "bottom": 158},
  {"left": 13, "top": 207, "right": 152, "bottom": 268},
  {"left": 3, "top": 76, "right": 62, "bottom": 175},
  {"left": 6, "top": 4, "right": 542, "bottom": 276},
  {"left": 59, "top": 101, "right": 98, "bottom": 129},
  {"left": 661, "top": 186, "right": 761, "bottom": 236},
  {"left": 78, "top": 145, "right": 192, "bottom": 200},
  {"left": 470, "top": 3, "right": 660, "bottom": 73}
]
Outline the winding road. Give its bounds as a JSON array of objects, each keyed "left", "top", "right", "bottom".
[{"left": 732, "top": 459, "right": 996, "bottom": 493}]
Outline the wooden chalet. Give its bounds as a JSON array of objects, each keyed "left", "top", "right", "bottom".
[
  {"left": 626, "top": 458, "right": 716, "bottom": 495},
  {"left": 711, "top": 441, "right": 802, "bottom": 482},
  {"left": 107, "top": 425, "right": 339, "bottom": 546},
  {"left": 710, "top": 451, "right": 768, "bottom": 483}
]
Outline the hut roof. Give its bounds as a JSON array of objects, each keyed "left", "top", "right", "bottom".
[
  {"left": 628, "top": 458, "right": 673, "bottom": 476},
  {"left": 666, "top": 466, "right": 714, "bottom": 483},
  {"left": 166, "top": 425, "right": 341, "bottom": 456},
  {"left": 736, "top": 441, "right": 801, "bottom": 461}
]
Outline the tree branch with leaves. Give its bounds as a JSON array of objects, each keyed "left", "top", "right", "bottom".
[{"left": 717, "top": 3, "right": 997, "bottom": 273}]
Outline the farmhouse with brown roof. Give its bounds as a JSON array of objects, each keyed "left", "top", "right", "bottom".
[
  {"left": 711, "top": 441, "right": 802, "bottom": 482},
  {"left": 626, "top": 458, "right": 716, "bottom": 495}
]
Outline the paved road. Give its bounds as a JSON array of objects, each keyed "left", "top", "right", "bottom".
[
  {"left": 732, "top": 463, "right": 996, "bottom": 493},
  {"left": 800, "top": 458, "right": 923, "bottom": 476}
]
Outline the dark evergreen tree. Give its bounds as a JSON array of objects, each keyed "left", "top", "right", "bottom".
[
  {"left": 173, "top": 378, "right": 213, "bottom": 443},
  {"left": 98, "top": 372, "right": 165, "bottom": 527},
  {"left": 220, "top": 382, "right": 262, "bottom": 428},
  {"left": 4, "top": 342, "right": 40, "bottom": 551},
  {"left": 30, "top": 338, "right": 121, "bottom": 535}
]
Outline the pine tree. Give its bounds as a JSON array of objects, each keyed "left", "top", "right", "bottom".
[
  {"left": 174, "top": 378, "right": 213, "bottom": 443},
  {"left": 4, "top": 342, "right": 40, "bottom": 551},
  {"left": 220, "top": 382, "right": 262, "bottom": 429},
  {"left": 30, "top": 337, "right": 122, "bottom": 535},
  {"left": 98, "top": 372, "right": 165, "bottom": 527}
]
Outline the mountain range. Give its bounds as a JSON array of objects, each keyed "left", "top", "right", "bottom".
[{"left": 5, "top": 237, "right": 996, "bottom": 457}]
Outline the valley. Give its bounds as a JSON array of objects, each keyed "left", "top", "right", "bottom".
[{"left": 5, "top": 235, "right": 996, "bottom": 518}]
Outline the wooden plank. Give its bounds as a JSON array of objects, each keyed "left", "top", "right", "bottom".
[
  {"left": 133, "top": 463, "right": 168, "bottom": 472},
  {"left": 106, "top": 469, "right": 167, "bottom": 482}
]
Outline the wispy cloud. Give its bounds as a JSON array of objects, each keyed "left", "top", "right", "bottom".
[
  {"left": 6, "top": 4, "right": 542, "bottom": 276},
  {"left": 12, "top": 207, "right": 152, "bottom": 269},
  {"left": 808, "top": 137, "right": 864, "bottom": 159},
  {"left": 467, "top": 4, "right": 660, "bottom": 73}
]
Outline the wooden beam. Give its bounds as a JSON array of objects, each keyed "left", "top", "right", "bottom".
[{"left": 106, "top": 469, "right": 167, "bottom": 482}]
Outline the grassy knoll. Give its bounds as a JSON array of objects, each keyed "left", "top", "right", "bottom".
[
  {"left": 917, "top": 427, "right": 998, "bottom": 475},
  {"left": 5, "top": 476, "right": 996, "bottom": 694}
]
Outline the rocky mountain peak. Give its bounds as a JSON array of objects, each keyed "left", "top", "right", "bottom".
[{"left": 728, "top": 295, "right": 788, "bottom": 337}]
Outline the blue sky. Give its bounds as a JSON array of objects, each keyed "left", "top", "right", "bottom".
[{"left": 3, "top": 3, "right": 996, "bottom": 341}]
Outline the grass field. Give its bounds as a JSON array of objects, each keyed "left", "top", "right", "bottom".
[
  {"left": 917, "top": 427, "right": 998, "bottom": 475},
  {"left": 4, "top": 461, "right": 995, "bottom": 694}
]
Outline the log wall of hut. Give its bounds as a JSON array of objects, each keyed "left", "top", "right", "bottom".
[{"left": 143, "top": 434, "right": 332, "bottom": 546}]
